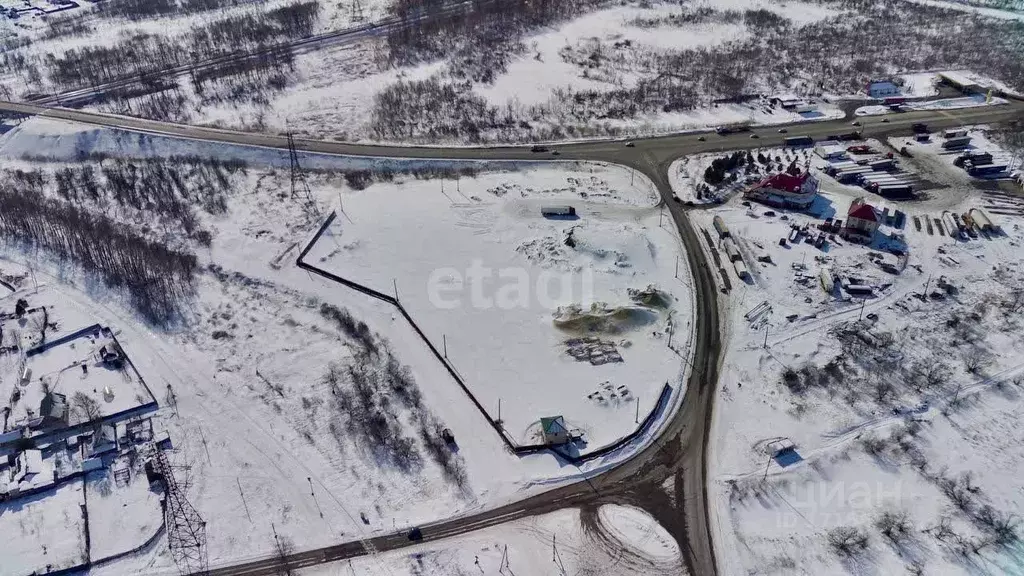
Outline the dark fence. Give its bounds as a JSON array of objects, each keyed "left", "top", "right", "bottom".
[{"left": 297, "top": 212, "right": 676, "bottom": 465}]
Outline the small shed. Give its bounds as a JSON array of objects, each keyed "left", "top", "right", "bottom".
[
  {"left": 541, "top": 205, "right": 576, "bottom": 218},
  {"left": 540, "top": 416, "right": 570, "bottom": 445}
]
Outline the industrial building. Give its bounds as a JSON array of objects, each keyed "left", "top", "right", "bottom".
[{"left": 865, "top": 80, "right": 900, "bottom": 98}]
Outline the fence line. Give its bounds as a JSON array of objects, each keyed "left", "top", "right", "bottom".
[{"left": 297, "top": 211, "right": 673, "bottom": 465}]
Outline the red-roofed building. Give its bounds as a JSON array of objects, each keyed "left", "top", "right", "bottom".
[
  {"left": 843, "top": 198, "right": 880, "bottom": 243},
  {"left": 744, "top": 170, "right": 819, "bottom": 209}
]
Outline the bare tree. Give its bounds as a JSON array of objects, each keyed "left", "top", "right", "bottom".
[
  {"left": 876, "top": 510, "right": 912, "bottom": 544},
  {"left": 828, "top": 526, "right": 870, "bottom": 556},
  {"left": 71, "top": 391, "right": 102, "bottom": 423},
  {"left": 1005, "top": 288, "right": 1024, "bottom": 314},
  {"left": 873, "top": 381, "right": 895, "bottom": 404},
  {"left": 962, "top": 346, "right": 991, "bottom": 375}
]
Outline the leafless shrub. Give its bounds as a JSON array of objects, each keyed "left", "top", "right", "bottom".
[
  {"left": 860, "top": 434, "right": 886, "bottom": 456},
  {"left": 939, "top": 472, "right": 978, "bottom": 513},
  {"left": 961, "top": 346, "right": 991, "bottom": 374},
  {"left": 876, "top": 510, "right": 912, "bottom": 544},
  {"left": 975, "top": 505, "right": 1020, "bottom": 545},
  {"left": 828, "top": 526, "right": 869, "bottom": 557}
]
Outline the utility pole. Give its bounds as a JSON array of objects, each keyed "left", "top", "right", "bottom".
[
  {"left": 393, "top": 279, "right": 399, "bottom": 302},
  {"left": 237, "top": 478, "right": 252, "bottom": 523},
  {"left": 922, "top": 274, "right": 932, "bottom": 300},
  {"left": 635, "top": 397, "right": 640, "bottom": 424},
  {"left": 198, "top": 427, "right": 211, "bottom": 465},
  {"left": 659, "top": 204, "right": 665, "bottom": 227},
  {"left": 308, "top": 477, "right": 324, "bottom": 518},
  {"left": 858, "top": 297, "right": 866, "bottom": 320},
  {"left": 762, "top": 453, "right": 772, "bottom": 481},
  {"left": 763, "top": 324, "right": 769, "bottom": 348},
  {"left": 674, "top": 256, "right": 679, "bottom": 278},
  {"left": 443, "top": 334, "right": 447, "bottom": 358}
]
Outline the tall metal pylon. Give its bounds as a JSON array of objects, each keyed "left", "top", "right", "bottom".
[
  {"left": 153, "top": 450, "right": 209, "bottom": 576},
  {"left": 287, "top": 132, "right": 320, "bottom": 219}
]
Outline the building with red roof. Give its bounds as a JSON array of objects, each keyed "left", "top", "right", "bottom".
[
  {"left": 743, "top": 170, "right": 819, "bottom": 209},
  {"left": 843, "top": 198, "right": 880, "bottom": 243}
]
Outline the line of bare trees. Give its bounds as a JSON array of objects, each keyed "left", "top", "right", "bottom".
[
  {"left": 38, "top": 1, "right": 319, "bottom": 92},
  {"left": 94, "top": 0, "right": 269, "bottom": 22},
  {"left": 0, "top": 186, "right": 197, "bottom": 325}
]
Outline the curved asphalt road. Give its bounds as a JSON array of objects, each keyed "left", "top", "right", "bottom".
[{"left": 1, "top": 99, "right": 1021, "bottom": 576}]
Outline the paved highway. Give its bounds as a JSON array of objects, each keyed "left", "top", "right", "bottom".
[{"left": 1, "top": 99, "right": 1020, "bottom": 576}]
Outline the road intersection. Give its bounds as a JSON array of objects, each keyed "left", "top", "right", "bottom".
[{"left": 1, "top": 98, "right": 1021, "bottom": 576}]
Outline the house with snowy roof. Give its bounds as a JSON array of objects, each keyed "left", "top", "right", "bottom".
[
  {"left": 843, "top": 198, "right": 881, "bottom": 243},
  {"left": 744, "top": 170, "right": 819, "bottom": 210}
]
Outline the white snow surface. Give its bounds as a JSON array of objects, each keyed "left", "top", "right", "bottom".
[
  {"left": 0, "top": 481, "right": 87, "bottom": 575},
  {"left": 304, "top": 164, "right": 693, "bottom": 450},
  {"left": 0, "top": 118, "right": 694, "bottom": 572}
]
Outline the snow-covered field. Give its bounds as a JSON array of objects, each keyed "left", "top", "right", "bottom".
[
  {"left": 0, "top": 117, "right": 692, "bottom": 573},
  {"left": 303, "top": 163, "right": 693, "bottom": 450},
  {"left": 0, "top": 481, "right": 87, "bottom": 575},
  {"left": 694, "top": 138, "right": 1024, "bottom": 574}
]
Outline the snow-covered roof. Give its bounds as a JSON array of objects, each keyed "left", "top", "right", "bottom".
[
  {"left": 848, "top": 203, "right": 879, "bottom": 222},
  {"left": 757, "top": 172, "right": 811, "bottom": 194},
  {"left": 540, "top": 416, "right": 567, "bottom": 434}
]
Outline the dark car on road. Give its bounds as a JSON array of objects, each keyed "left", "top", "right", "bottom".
[{"left": 531, "top": 145, "right": 549, "bottom": 153}]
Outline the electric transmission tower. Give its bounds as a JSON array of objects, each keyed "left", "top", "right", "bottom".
[
  {"left": 152, "top": 450, "right": 209, "bottom": 576},
  {"left": 287, "top": 132, "right": 321, "bottom": 219}
]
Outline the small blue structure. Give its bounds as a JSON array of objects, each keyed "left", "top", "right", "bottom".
[{"left": 866, "top": 80, "right": 900, "bottom": 99}]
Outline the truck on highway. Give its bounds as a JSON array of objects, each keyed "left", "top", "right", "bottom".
[
  {"left": 784, "top": 135, "right": 814, "bottom": 147},
  {"left": 715, "top": 123, "right": 751, "bottom": 135}
]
